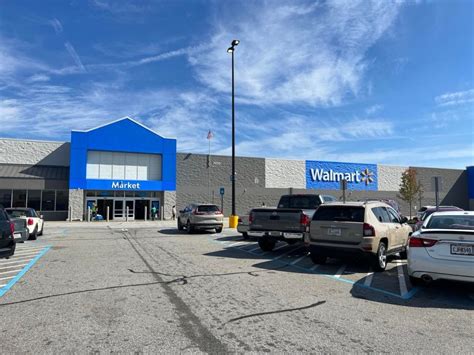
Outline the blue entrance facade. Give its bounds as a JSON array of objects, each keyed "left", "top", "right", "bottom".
[{"left": 69, "top": 117, "right": 176, "bottom": 220}]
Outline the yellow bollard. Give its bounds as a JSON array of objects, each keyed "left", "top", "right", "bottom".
[{"left": 229, "top": 215, "right": 239, "bottom": 228}]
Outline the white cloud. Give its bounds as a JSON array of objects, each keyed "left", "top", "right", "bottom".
[
  {"left": 64, "top": 42, "right": 86, "bottom": 73},
  {"left": 27, "top": 74, "right": 50, "bottom": 83},
  {"left": 188, "top": 0, "right": 403, "bottom": 107},
  {"left": 435, "top": 89, "right": 474, "bottom": 107},
  {"left": 50, "top": 18, "right": 63, "bottom": 34},
  {"left": 366, "top": 104, "right": 383, "bottom": 115}
]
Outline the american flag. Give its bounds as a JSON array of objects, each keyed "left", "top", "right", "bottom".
[{"left": 207, "top": 130, "right": 213, "bottom": 140}]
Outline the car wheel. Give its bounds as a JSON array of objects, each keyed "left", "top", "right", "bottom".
[
  {"left": 216, "top": 227, "right": 223, "bottom": 233},
  {"left": 186, "top": 220, "right": 194, "bottom": 234},
  {"left": 258, "top": 238, "right": 276, "bottom": 252},
  {"left": 310, "top": 253, "right": 327, "bottom": 264},
  {"left": 29, "top": 227, "right": 38, "bottom": 241},
  {"left": 373, "top": 241, "right": 387, "bottom": 271},
  {"left": 177, "top": 219, "right": 184, "bottom": 231},
  {"left": 242, "top": 232, "right": 249, "bottom": 240}
]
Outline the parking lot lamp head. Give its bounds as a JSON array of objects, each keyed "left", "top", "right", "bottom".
[
  {"left": 227, "top": 47, "right": 234, "bottom": 53},
  {"left": 232, "top": 39, "right": 240, "bottom": 46}
]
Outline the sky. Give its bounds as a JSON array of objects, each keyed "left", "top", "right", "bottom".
[{"left": 0, "top": 0, "right": 473, "bottom": 169}]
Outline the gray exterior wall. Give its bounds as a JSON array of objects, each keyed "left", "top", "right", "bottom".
[
  {"left": 410, "top": 166, "right": 469, "bottom": 210},
  {"left": 378, "top": 165, "right": 406, "bottom": 191},
  {"left": 163, "top": 191, "right": 176, "bottom": 219},
  {"left": 0, "top": 139, "right": 70, "bottom": 166},
  {"left": 265, "top": 159, "right": 306, "bottom": 188},
  {"left": 69, "top": 189, "right": 84, "bottom": 221}
]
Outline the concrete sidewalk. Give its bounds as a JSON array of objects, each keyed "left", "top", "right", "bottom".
[{"left": 45, "top": 217, "right": 233, "bottom": 229}]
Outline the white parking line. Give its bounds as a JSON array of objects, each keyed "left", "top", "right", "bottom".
[
  {"left": 16, "top": 248, "right": 44, "bottom": 251},
  {"left": 228, "top": 242, "right": 247, "bottom": 248},
  {"left": 9, "top": 251, "right": 41, "bottom": 257},
  {"left": 0, "top": 276, "right": 15, "bottom": 282},
  {"left": 0, "top": 258, "right": 35, "bottom": 266},
  {"left": 290, "top": 254, "right": 308, "bottom": 265},
  {"left": 0, "top": 269, "right": 23, "bottom": 275},
  {"left": 272, "top": 243, "right": 288, "bottom": 252},
  {"left": 0, "top": 263, "right": 28, "bottom": 270},
  {"left": 395, "top": 260, "right": 408, "bottom": 296},
  {"left": 248, "top": 245, "right": 262, "bottom": 253},
  {"left": 334, "top": 264, "right": 347, "bottom": 278},
  {"left": 364, "top": 271, "right": 374, "bottom": 287},
  {"left": 273, "top": 246, "right": 303, "bottom": 261},
  {"left": 0, "top": 255, "right": 38, "bottom": 262}
]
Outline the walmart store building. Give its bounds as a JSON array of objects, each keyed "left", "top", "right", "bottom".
[{"left": 0, "top": 117, "right": 472, "bottom": 220}]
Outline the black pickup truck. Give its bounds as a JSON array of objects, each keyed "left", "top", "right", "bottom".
[
  {"left": 248, "top": 194, "right": 336, "bottom": 251},
  {"left": 0, "top": 207, "right": 16, "bottom": 259}
]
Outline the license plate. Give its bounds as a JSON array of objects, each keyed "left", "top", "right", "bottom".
[
  {"left": 328, "top": 228, "right": 341, "bottom": 236},
  {"left": 14, "top": 233, "right": 22, "bottom": 240},
  {"left": 284, "top": 233, "right": 302, "bottom": 238},
  {"left": 270, "top": 231, "right": 281, "bottom": 237},
  {"left": 450, "top": 244, "right": 473, "bottom": 256}
]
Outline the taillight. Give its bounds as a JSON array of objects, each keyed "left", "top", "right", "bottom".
[
  {"left": 409, "top": 236, "right": 438, "bottom": 247},
  {"left": 10, "top": 222, "right": 14, "bottom": 235},
  {"left": 300, "top": 213, "right": 310, "bottom": 226},
  {"left": 238, "top": 218, "right": 242, "bottom": 223},
  {"left": 215, "top": 210, "right": 223, "bottom": 215},
  {"left": 363, "top": 223, "right": 376, "bottom": 237},
  {"left": 249, "top": 212, "right": 254, "bottom": 224},
  {"left": 27, "top": 218, "right": 34, "bottom": 225}
]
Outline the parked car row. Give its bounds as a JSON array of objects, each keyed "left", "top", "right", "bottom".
[{"left": 0, "top": 207, "right": 45, "bottom": 260}]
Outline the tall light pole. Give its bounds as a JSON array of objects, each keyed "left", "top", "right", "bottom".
[{"left": 227, "top": 39, "right": 239, "bottom": 227}]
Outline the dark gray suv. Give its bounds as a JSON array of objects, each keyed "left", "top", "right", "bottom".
[{"left": 0, "top": 207, "right": 16, "bottom": 259}]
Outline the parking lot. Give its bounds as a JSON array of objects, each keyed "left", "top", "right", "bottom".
[{"left": 0, "top": 222, "right": 472, "bottom": 353}]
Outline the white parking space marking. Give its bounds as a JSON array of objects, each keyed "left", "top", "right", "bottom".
[
  {"left": 272, "top": 243, "right": 289, "bottom": 252},
  {"left": 228, "top": 242, "right": 247, "bottom": 248},
  {"left": 0, "top": 245, "right": 51, "bottom": 298},
  {"left": 334, "top": 264, "right": 347, "bottom": 278},
  {"left": 309, "top": 264, "right": 320, "bottom": 271},
  {"left": 364, "top": 271, "right": 374, "bottom": 287},
  {"left": 395, "top": 260, "right": 408, "bottom": 297},
  {"left": 0, "top": 258, "right": 35, "bottom": 266},
  {"left": 0, "top": 276, "right": 15, "bottom": 282},
  {"left": 273, "top": 246, "right": 303, "bottom": 261},
  {"left": 248, "top": 245, "right": 262, "bottom": 253},
  {"left": 290, "top": 254, "right": 308, "bottom": 265}
]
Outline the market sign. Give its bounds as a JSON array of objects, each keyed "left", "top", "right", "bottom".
[
  {"left": 111, "top": 181, "right": 141, "bottom": 189},
  {"left": 306, "top": 160, "right": 378, "bottom": 191}
]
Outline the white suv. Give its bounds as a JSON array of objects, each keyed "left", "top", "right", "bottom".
[{"left": 6, "top": 208, "right": 44, "bottom": 240}]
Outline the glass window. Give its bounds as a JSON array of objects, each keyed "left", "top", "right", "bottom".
[
  {"left": 12, "top": 190, "right": 27, "bottom": 207},
  {"left": 27, "top": 190, "right": 41, "bottom": 210},
  {"left": 114, "top": 191, "right": 124, "bottom": 197},
  {"left": 278, "top": 195, "right": 321, "bottom": 209},
  {"left": 427, "top": 215, "right": 474, "bottom": 230},
  {"left": 372, "top": 207, "right": 391, "bottom": 223},
  {"left": 42, "top": 190, "right": 55, "bottom": 211},
  {"left": 0, "top": 190, "right": 11, "bottom": 208},
  {"left": 197, "top": 205, "right": 220, "bottom": 212},
  {"left": 86, "top": 191, "right": 96, "bottom": 197},
  {"left": 56, "top": 190, "right": 68, "bottom": 211},
  {"left": 313, "top": 206, "right": 365, "bottom": 222},
  {"left": 385, "top": 207, "right": 400, "bottom": 223}
]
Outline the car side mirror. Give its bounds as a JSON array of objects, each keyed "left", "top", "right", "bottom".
[
  {"left": 179, "top": 210, "right": 184, "bottom": 213},
  {"left": 40, "top": 215, "right": 44, "bottom": 219},
  {"left": 400, "top": 216, "right": 408, "bottom": 224}
]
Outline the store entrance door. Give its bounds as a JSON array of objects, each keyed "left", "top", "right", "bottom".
[
  {"left": 135, "top": 200, "right": 149, "bottom": 220},
  {"left": 97, "top": 199, "right": 113, "bottom": 220},
  {"left": 125, "top": 200, "right": 135, "bottom": 221}
]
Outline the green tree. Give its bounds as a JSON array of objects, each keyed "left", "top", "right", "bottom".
[{"left": 398, "top": 168, "right": 422, "bottom": 218}]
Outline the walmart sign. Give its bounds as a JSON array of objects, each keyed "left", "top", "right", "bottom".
[{"left": 306, "top": 161, "right": 378, "bottom": 191}]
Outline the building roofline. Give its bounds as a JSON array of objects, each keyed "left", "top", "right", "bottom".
[
  {"left": 71, "top": 116, "right": 176, "bottom": 140},
  {"left": 0, "top": 137, "right": 67, "bottom": 144}
]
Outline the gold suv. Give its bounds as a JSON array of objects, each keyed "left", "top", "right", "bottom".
[
  {"left": 307, "top": 201, "right": 412, "bottom": 271},
  {"left": 177, "top": 204, "right": 224, "bottom": 234}
]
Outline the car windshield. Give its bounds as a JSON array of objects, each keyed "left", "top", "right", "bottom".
[
  {"left": 197, "top": 205, "right": 220, "bottom": 213},
  {"left": 278, "top": 195, "right": 321, "bottom": 209},
  {"left": 313, "top": 206, "right": 365, "bottom": 222},
  {"left": 6, "top": 209, "right": 34, "bottom": 218},
  {"left": 426, "top": 215, "right": 474, "bottom": 230}
]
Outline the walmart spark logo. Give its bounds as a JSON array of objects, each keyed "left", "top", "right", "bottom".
[{"left": 360, "top": 168, "right": 375, "bottom": 185}]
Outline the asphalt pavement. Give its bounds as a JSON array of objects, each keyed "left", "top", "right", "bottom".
[{"left": 0, "top": 222, "right": 472, "bottom": 353}]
